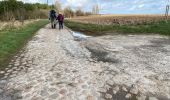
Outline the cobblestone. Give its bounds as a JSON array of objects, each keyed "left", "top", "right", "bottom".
[{"left": 0, "top": 24, "right": 170, "bottom": 100}]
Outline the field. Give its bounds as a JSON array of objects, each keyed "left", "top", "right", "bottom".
[
  {"left": 65, "top": 15, "right": 170, "bottom": 36},
  {"left": 69, "top": 14, "right": 170, "bottom": 25}
]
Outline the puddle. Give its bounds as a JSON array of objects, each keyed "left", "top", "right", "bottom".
[{"left": 71, "top": 31, "right": 92, "bottom": 40}]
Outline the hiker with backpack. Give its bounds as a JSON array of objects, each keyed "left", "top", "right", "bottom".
[
  {"left": 49, "top": 9, "right": 57, "bottom": 29},
  {"left": 57, "top": 12, "right": 64, "bottom": 30}
]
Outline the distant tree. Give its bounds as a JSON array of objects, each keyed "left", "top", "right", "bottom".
[
  {"left": 24, "top": 3, "right": 35, "bottom": 11},
  {"left": 55, "top": 0, "right": 61, "bottom": 12},
  {"left": 75, "top": 7, "right": 84, "bottom": 16},
  {"left": 84, "top": 12, "right": 92, "bottom": 16},
  {"left": 63, "top": 6, "right": 74, "bottom": 18},
  {"left": 0, "top": 0, "right": 51, "bottom": 21},
  {"left": 92, "top": 4, "right": 99, "bottom": 15}
]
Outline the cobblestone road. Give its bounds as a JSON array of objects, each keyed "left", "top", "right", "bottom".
[{"left": 0, "top": 24, "right": 170, "bottom": 100}]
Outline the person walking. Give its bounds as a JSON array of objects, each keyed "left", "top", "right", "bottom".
[
  {"left": 49, "top": 9, "right": 57, "bottom": 29},
  {"left": 57, "top": 13, "right": 64, "bottom": 30}
]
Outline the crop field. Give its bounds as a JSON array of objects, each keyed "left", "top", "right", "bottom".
[{"left": 69, "top": 14, "right": 170, "bottom": 25}]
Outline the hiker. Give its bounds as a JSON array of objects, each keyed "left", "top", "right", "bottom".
[
  {"left": 57, "top": 12, "right": 64, "bottom": 30},
  {"left": 49, "top": 9, "right": 57, "bottom": 29}
]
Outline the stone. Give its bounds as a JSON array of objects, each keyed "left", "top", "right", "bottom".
[
  {"left": 149, "top": 97, "right": 158, "bottom": 100},
  {"left": 48, "top": 88, "right": 57, "bottom": 93},
  {"left": 0, "top": 83, "right": 5, "bottom": 88},
  {"left": 105, "top": 93, "right": 112, "bottom": 99},
  {"left": 130, "top": 85, "right": 138, "bottom": 94},
  {"left": 0, "top": 71, "right": 5, "bottom": 74},
  {"left": 107, "top": 80, "right": 114, "bottom": 85},
  {"left": 4, "top": 73, "right": 9, "bottom": 76},
  {"left": 125, "top": 93, "right": 132, "bottom": 99},
  {"left": 31, "top": 96, "right": 44, "bottom": 100},
  {"left": 113, "top": 85, "right": 119, "bottom": 91},
  {"left": 0, "top": 89, "right": 3, "bottom": 94},
  {"left": 49, "top": 93, "right": 60, "bottom": 99},
  {"left": 7, "top": 70, "right": 12, "bottom": 73},
  {"left": 112, "top": 85, "right": 119, "bottom": 94},
  {"left": 5, "top": 68, "right": 9, "bottom": 70},
  {"left": 41, "top": 90, "right": 49, "bottom": 97},
  {"left": 13, "top": 67, "right": 18, "bottom": 70},
  {"left": 87, "top": 95, "right": 94, "bottom": 100},
  {"left": 0, "top": 80, "right": 7, "bottom": 84},
  {"left": 136, "top": 95, "right": 147, "bottom": 100},
  {"left": 122, "top": 86, "right": 128, "bottom": 92},
  {"left": 14, "top": 63, "right": 20, "bottom": 66},
  {"left": 59, "top": 89, "right": 67, "bottom": 95},
  {"left": 13, "top": 92, "right": 22, "bottom": 99},
  {"left": 113, "top": 90, "right": 117, "bottom": 94},
  {"left": 105, "top": 85, "right": 111, "bottom": 90},
  {"left": 99, "top": 88, "right": 107, "bottom": 92},
  {"left": 3, "top": 76, "right": 7, "bottom": 79},
  {"left": 82, "top": 85, "right": 88, "bottom": 89},
  {"left": 12, "top": 71, "right": 18, "bottom": 74}
]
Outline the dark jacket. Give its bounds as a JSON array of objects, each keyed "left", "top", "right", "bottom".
[{"left": 57, "top": 14, "right": 64, "bottom": 22}]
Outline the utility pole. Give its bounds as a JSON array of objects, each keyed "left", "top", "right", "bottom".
[
  {"left": 3, "top": 0, "right": 6, "bottom": 20},
  {"left": 165, "top": 0, "right": 170, "bottom": 20},
  {"left": 4, "top": 0, "right": 9, "bottom": 21}
]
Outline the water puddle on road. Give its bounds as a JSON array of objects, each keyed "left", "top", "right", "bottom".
[{"left": 71, "top": 31, "right": 92, "bottom": 40}]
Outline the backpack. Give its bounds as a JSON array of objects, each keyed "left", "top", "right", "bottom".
[{"left": 50, "top": 10, "right": 56, "bottom": 18}]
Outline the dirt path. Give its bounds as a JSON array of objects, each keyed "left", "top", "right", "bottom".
[{"left": 0, "top": 24, "right": 170, "bottom": 100}]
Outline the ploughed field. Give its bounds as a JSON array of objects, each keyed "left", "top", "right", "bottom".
[{"left": 69, "top": 14, "right": 170, "bottom": 25}]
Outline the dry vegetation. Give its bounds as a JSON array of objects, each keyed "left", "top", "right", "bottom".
[
  {"left": 69, "top": 14, "right": 170, "bottom": 25},
  {"left": 0, "top": 19, "right": 40, "bottom": 30}
]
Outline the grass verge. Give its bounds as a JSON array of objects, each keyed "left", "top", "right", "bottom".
[
  {"left": 0, "top": 20, "right": 49, "bottom": 69},
  {"left": 64, "top": 20, "right": 170, "bottom": 36}
]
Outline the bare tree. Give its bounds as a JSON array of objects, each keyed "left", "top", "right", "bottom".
[
  {"left": 92, "top": 6, "right": 95, "bottom": 14},
  {"left": 92, "top": 4, "right": 99, "bottom": 15},
  {"left": 96, "top": 4, "right": 99, "bottom": 14},
  {"left": 63, "top": 6, "right": 74, "bottom": 18},
  {"left": 55, "top": 0, "right": 61, "bottom": 13},
  {"left": 165, "top": 0, "right": 169, "bottom": 20}
]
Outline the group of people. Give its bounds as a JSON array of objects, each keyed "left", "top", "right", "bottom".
[{"left": 49, "top": 9, "right": 64, "bottom": 30}]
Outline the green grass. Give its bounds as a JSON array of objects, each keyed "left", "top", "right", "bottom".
[
  {"left": 64, "top": 20, "right": 170, "bottom": 36},
  {"left": 0, "top": 20, "right": 49, "bottom": 69}
]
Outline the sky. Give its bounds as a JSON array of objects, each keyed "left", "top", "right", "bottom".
[{"left": 6, "top": 0, "right": 170, "bottom": 14}]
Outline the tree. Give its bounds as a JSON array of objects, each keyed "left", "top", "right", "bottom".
[
  {"left": 75, "top": 7, "right": 84, "bottom": 16},
  {"left": 24, "top": 3, "right": 35, "bottom": 11},
  {"left": 63, "top": 6, "right": 74, "bottom": 18},
  {"left": 0, "top": 0, "right": 52, "bottom": 21},
  {"left": 84, "top": 12, "right": 92, "bottom": 16},
  {"left": 55, "top": 0, "right": 61, "bottom": 13},
  {"left": 92, "top": 4, "right": 99, "bottom": 15}
]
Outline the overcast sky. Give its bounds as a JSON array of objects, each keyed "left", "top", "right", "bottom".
[{"left": 6, "top": 0, "right": 170, "bottom": 14}]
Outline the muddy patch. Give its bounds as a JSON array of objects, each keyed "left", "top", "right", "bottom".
[{"left": 86, "top": 46, "right": 120, "bottom": 63}]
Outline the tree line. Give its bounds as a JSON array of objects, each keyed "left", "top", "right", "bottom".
[
  {"left": 0, "top": 0, "right": 52, "bottom": 21},
  {"left": 0, "top": 0, "right": 100, "bottom": 21}
]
